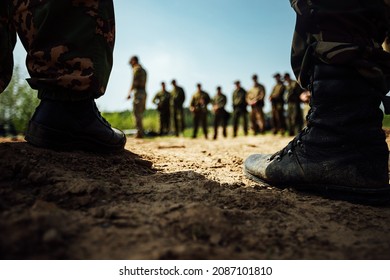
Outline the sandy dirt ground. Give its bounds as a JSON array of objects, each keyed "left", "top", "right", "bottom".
[{"left": 1, "top": 132, "right": 390, "bottom": 260}]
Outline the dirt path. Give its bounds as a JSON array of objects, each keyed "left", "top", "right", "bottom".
[{"left": 1, "top": 134, "right": 390, "bottom": 259}]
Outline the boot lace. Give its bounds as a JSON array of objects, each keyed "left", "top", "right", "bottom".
[{"left": 270, "top": 127, "right": 309, "bottom": 161}]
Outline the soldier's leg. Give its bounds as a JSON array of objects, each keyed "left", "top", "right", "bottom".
[
  {"left": 271, "top": 106, "right": 278, "bottom": 134},
  {"left": 201, "top": 112, "right": 208, "bottom": 139},
  {"left": 213, "top": 113, "right": 219, "bottom": 139},
  {"left": 166, "top": 111, "right": 171, "bottom": 134},
  {"left": 287, "top": 104, "right": 294, "bottom": 136},
  {"left": 244, "top": 1, "right": 390, "bottom": 204},
  {"left": 243, "top": 111, "right": 248, "bottom": 136},
  {"left": 159, "top": 112, "right": 164, "bottom": 135},
  {"left": 192, "top": 113, "right": 199, "bottom": 138},
  {"left": 257, "top": 107, "right": 265, "bottom": 133},
  {"left": 279, "top": 107, "right": 286, "bottom": 135},
  {"left": 12, "top": 0, "right": 125, "bottom": 151},
  {"left": 0, "top": 1, "right": 16, "bottom": 93},
  {"left": 180, "top": 108, "right": 185, "bottom": 132},
  {"left": 249, "top": 110, "right": 257, "bottom": 135},
  {"left": 134, "top": 97, "right": 145, "bottom": 138},
  {"left": 173, "top": 109, "right": 179, "bottom": 136},
  {"left": 222, "top": 112, "right": 228, "bottom": 137},
  {"left": 12, "top": 0, "right": 114, "bottom": 99},
  {"left": 232, "top": 110, "right": 239, "bottom": 137}
]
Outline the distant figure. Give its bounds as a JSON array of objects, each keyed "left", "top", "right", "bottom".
[
  {"left": 190, "top": 83, "right": 210, "bottom": 139},
  {"left": 232, "top": 80, "right": 248, "bottom": 137},
  {"left": 212, "top": 86, "right": 228, "bottom": 139},
  {"left": 153, "top": 82, "right": 171, "bottom": 135},
  {"left": 300, "top": 90, "right": 311, "bottom": 126},
  {"left": 269, "top": 73, "right": 286, "bottom": 135},
  {"left": 246, "top": 74, "right": 266, "bottom": 135},
  {"left": 127, "top": 56, "right": 147, "bottom": 138},
  {"left": 170, "top": 79, "right": 186, "bottom": 136},
  {"left": 284, "top": 73, "right": 304, "bottom": 136}
]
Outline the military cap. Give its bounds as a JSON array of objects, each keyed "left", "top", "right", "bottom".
[{"left": 273, "top": 73, "right": 281, "bottom": 78}]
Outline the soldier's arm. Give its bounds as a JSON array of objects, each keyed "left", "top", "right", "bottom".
[
  {"left": 152, "top": 93, "right": 159, "bottom": 105},
  {"left": 205, "top": 93, "right": 211, "bottom": 105}
]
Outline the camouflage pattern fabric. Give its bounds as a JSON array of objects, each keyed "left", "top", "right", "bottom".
[
  {"left": 0, "top": 1, "right": 16, "bottom": 93},
  {"left": 290, "top": 0, "right": 390, "bottom": 94},
  {"left": 1, "top": 0, "right": 115, "bottom": 100}
]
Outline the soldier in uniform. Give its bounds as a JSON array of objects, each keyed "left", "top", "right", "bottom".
[
  {"left": 269, "top": 73, "right": 286, "bottom": 135},
  {"left": 244, "top": 0, "right": 390, "bottom": 203},
  {"left": 0, "top": 0, "right": 126, "bottom": 152},
  {"left": 127, "top": 56, "right": 147, "bottom": 138},
  {"left": 152, "top": 82, "right": 171, "bottom": 136},
  {"left": 232, "top": 80, "right": 248, "bottom": 137},
  {"left": 211, "top": 86, "right": 228, "bottom": 140},
  {"left": 246, "top": 74, "right": 266, "bottom": 135},
  {"left": 170, "top": 79, "right": 186, "bottom": 136},
  {"left": 190, "top": 83, "right": 210, "bottom": 139},
  {"left": 284, "top": 73, "right": 304, "bottom": 136}
]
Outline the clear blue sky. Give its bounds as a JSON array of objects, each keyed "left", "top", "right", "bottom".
[{"left": 13, "top": 0, "right": 296, "bottom": 113}]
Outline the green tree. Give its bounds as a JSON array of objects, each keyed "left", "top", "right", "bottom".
[{"left": 0, "top": 66, "right": 39, "bottom": 134}]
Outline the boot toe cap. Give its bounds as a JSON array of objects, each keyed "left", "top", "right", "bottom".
[{"left": 243, "top": 154, "right": 272, "bottom": 183}]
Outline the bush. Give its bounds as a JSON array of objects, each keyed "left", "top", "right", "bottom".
[{"left": 0, "top": 66, "right": 39, "bottom": 134}]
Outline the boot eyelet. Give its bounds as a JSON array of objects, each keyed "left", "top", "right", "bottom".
[
  {"left": 275, "top": 155, "right": 281, "bottom": 162},
  {"left": 287, "top": 150, "right": 293, "bottom": 157}
]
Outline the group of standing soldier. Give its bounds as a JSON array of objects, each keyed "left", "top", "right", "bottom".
[
  {"left": 127, "top": 56, "right": 307, "bottom": 139},
  {"left": 152, "top": 80, "right": 186, "bottom": 136},
  {"left": 269, "top": 72, "right": 306, "bottom": 136},
  {"left": 126, "top": 56, "right": 185, "bottom": 139}
]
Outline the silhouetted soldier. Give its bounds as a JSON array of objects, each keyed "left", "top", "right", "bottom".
[
  {"left": 212, "top": 86, "right": 228, "bottom": 139},
  {"left": 232, "top": 80, "right": 248, "bottom": 137},
  {"left": 153, "top": 82, "right": 171, "bottom": 135},
  {"left": 170, "top": 79, "right": 186, "bottom": 136},
  {"left": 284, "top": 73, "right": 303, "bottom": 136},
  {"left": 190, "top": 83, "right": 210, "bottom": 139},
  {"left": 246, "top": 74, "right": 266, "bottom": 134},
  {"left": 269, "top": 73, "right": 286, "bottom": 135}
]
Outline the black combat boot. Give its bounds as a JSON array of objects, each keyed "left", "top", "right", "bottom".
[
  {"left": 25, "top": 98, "right": 126, "bottom": 152},
  {"left": 244, "top": 64, "right": 390, "bottom": 204}
]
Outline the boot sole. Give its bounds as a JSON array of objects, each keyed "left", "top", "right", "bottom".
[
  {"left": 25, "top": 121, "right": 126, "bottom": 153},
  {"left": 244, "top": 168, "right": 390, "bottom": 206}
]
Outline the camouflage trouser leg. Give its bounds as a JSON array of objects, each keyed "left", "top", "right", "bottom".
[
  {"left": 0, "top": 1, "right": 17, "bottom": 93},
  {"left": 133, "top": 91, "right": 146, "bottom": 136},
  {"left": 9, "top": 0, "right": 115, "bottom": 101}
]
